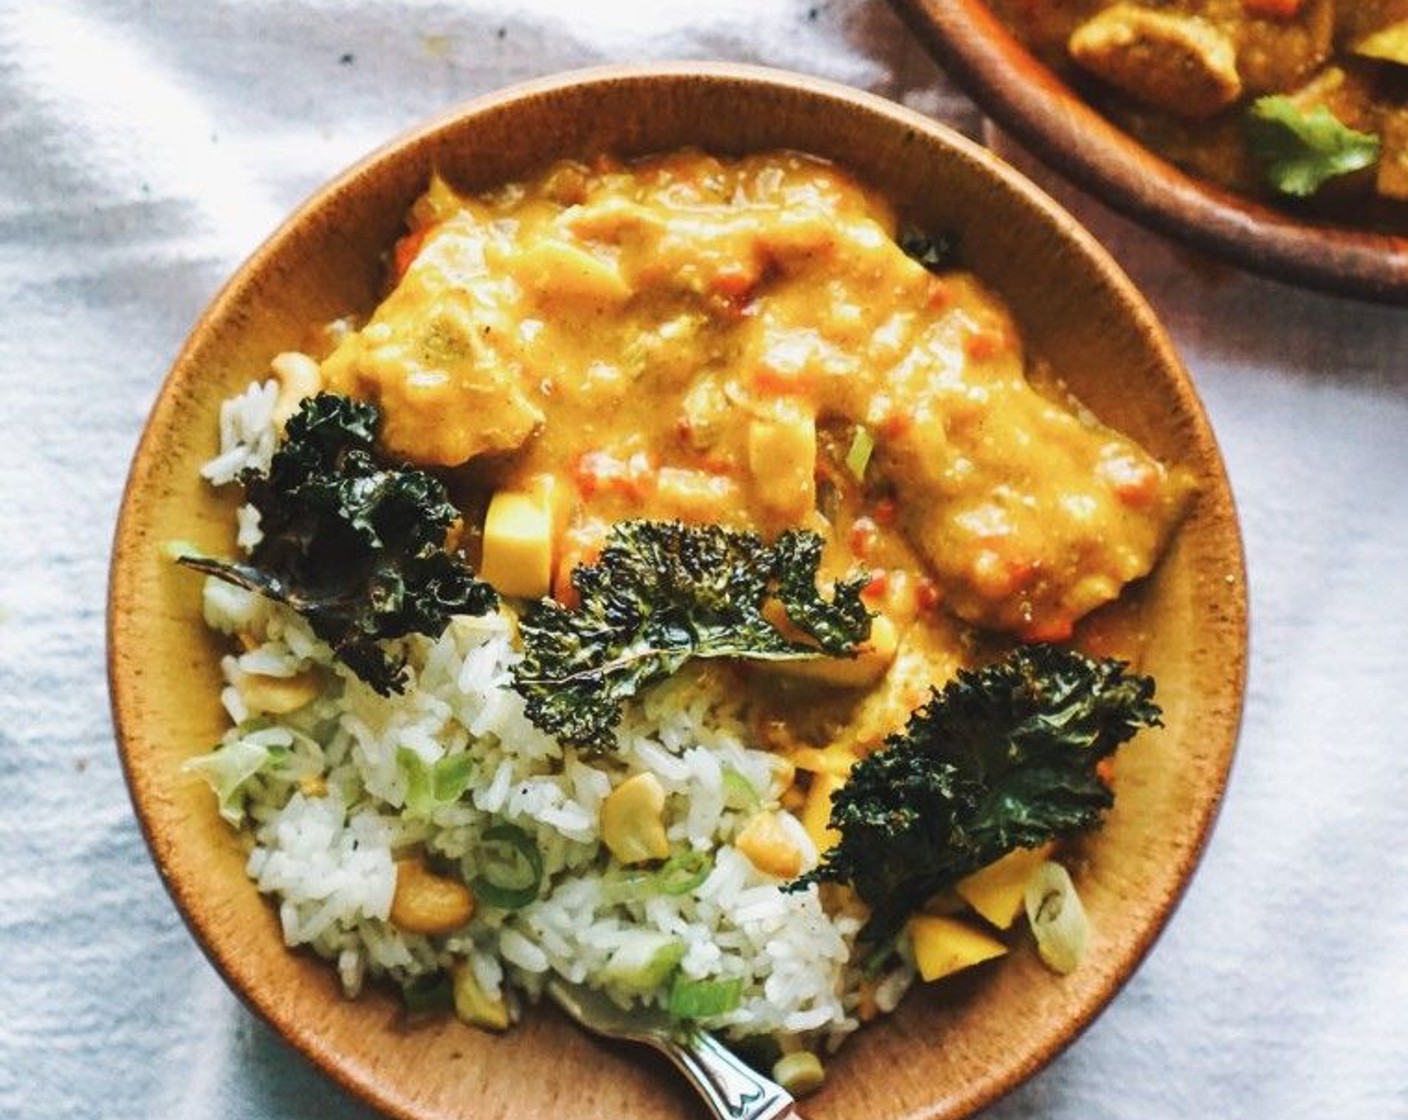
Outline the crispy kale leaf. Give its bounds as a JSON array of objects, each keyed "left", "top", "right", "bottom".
[
  {"left": 513, "top": 521, "right": 871, "bottom": 754},
  {"left": 790, "top": 644, "right": 1160, "bottom": 945},
  {"left": 180, "top": 393, "right": 496, "bottom": 695},
  {"left": 1246, "top": 96, "right": 1380, "bottom": 198}
]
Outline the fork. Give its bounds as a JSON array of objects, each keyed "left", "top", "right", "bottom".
[{"left": 546, "top": 978, "right": 801, "bottom": 1120}]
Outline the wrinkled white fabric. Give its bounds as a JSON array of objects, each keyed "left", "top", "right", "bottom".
[{"left": 1, "top": 3, "right": 1405, "bottom": 1118}]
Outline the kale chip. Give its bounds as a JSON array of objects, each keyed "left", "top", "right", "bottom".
[
  {"left": 180, "top": 393, "right": 496, "bottom": 694},
  {"left": 512, "top": 520, "right": 871, "bottom": 754},
  {"left": 790, "top": 644, "right": 1161, "bottom": 945}
]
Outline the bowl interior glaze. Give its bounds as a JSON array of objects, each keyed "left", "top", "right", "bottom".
[{"left": 108, "top": 63, "right": 1247, "bottom": 1120}]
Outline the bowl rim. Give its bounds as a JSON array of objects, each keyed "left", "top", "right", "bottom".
[
  {"left": 888, "top": 0, "right": 1408, "bottom": 304},
  {"left": 108, "top": 60, "right": 1248, "bottom": 1120}
]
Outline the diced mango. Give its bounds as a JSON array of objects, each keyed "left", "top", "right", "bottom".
[
  {"left": 956, "top": 842, "right": 1056, "bottom": 930},
  {"left": 735, "top": 811, "right": 804, "bottom": 879},
  {"left": 480, "top": 490, "right": 554, "bottom": 599},
  {"left": 908, "top": 914, "right": 1008, "bottom": 982},
  {"left": 601, "top": 772, "right": 670, "bottom": 865},
  {"left": 747, "top": 412, "right": 816, "bottom": 521},
  {"left": 527, "top": 472, "right": 572, "bottom": 536},
  {"left": 800, "top": 771, "right": 845, "bottom": 857},
  {"left": 766, "top": 614, "right": 899, "bottom": 688},
  {"left": 1354, "top": 21, "right": 1408, "bottom": 66}
]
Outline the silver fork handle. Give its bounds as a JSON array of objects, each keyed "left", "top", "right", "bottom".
[{"left": 652, "top": 1028, "right": 798, "bottom": 1120}]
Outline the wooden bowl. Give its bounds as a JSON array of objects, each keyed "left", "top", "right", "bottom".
[
  {"left": 889, "top": 0, "right": 1408, "bottom": 303},
  {"left": 108, "top": 63, "right": 1246, "bottom": 1120}
]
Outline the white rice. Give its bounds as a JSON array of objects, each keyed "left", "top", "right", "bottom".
[{"left": 185, "top": 373, "right": 915, "bottom": 1048}]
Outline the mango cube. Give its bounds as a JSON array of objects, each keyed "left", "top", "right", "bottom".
[
  {"left": 480, "top": 490, "right": 553, "bottom": 599},
  {"left": 908, "top": 914, "right": 1008, "bottom": 982},
  {"left": 955, "top": 842, "right": 1056, "bottom": 930},
  {"left": 801, "top": 771, "right": 845, "bottom": 857}
]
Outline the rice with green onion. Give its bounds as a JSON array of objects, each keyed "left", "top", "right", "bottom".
[{"left": 185, "top": 376, "right": 914, "bottom": 1047}]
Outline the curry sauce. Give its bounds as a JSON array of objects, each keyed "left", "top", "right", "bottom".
[{"left": 315, "top": 149, "right": 1191, "bottom": 754}]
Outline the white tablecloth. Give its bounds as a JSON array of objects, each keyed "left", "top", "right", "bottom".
[{"left": 3, "top": 3, "right": 1406, "bottom": 1117}]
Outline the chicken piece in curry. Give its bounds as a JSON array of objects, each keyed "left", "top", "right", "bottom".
[
  {"left": 315, "top": 150, "right": 1192, "bottom": 756},
  {"left": 991, "top": 0, "right": 1408, "bottom": 228}
]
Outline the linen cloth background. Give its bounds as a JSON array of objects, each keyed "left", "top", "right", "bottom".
[{"left": 2, "top": 2, "right": 1406, "bottom": 1117}]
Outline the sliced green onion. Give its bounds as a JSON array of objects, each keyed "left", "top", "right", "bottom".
[
  {"left": 398, "top": 748, "right": 432, "bottom": 815},
  {"left": 845, "top": 426, "right": 875, "bottom": 481},
  {"left": 656, "top": 849, "right": 713, "bottom": 895},
  {"left": 667, "top": 974, "right": 744, "bottom": 1020},
  {"left": 599, "top": 863, "right": 656, "bottom": 905},
  {"left": 399, "top": 748, "right": 474, "bottom": 818},
  {"left": 720, "top": 766, "right": 760, "bottom": 811},
  {"left": 601, "top": 931, "right": 686, "bottom": 994},
  {"left": 1024, "top": 861, "right": 1090, "bottom": 975},
  {"left": 599, "top": 850, "right": 712, "bottom": 903},
  {"left": 471, "top": 824, "right": 544, "bottom": 910},
  {"left": 431, "top": 752, "right": 474, "bottom": 803}
]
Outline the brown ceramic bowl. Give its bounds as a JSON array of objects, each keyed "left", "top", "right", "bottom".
[
  {"left": 108, "top": 63, "right": 1246, "bottom": 1120},
  {"left": 889, "top": 0, "right": 1408, "bottom": 303}
]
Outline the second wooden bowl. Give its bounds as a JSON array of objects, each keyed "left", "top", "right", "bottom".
[{"left": 891, "top": 0, "right": 1408, "bottom": 302}]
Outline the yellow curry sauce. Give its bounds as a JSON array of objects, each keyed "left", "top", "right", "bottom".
[{"left": 317, "top": 149, "right": 1192, "bottom": 757}]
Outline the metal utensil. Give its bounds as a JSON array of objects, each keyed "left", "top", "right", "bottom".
[{"left": 546, "top": 978, "right": 800, "bottom": 1120}]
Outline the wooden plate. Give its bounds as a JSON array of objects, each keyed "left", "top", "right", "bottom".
[
  {"left": 108, "top": 63, "right": 1247, "bottom": 1120},
  {"left": 889, "top": 0, "right": 1408, "bottom": 303}
]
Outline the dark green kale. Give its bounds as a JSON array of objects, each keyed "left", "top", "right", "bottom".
[
  {"left": 898, "top": 227, "right": 959, "bottom": 272},
  {"left": 789, "top": 644, "right": 1160, "bottom": 946},
  {"left": 179, "top": 393, "right": 497, "bottom": 695},
  {"left": 512, "top": 521, "right": 871, "bottom": 754}
]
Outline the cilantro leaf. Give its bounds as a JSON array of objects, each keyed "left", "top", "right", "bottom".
[
  {"left": 1246, "top": 95, "right": 1380, "bottom": 198},
  {"left": 512, "top": 521, "right": 871, "bottom": 754}
]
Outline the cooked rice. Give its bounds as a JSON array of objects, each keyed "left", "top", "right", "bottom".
[{"left": 186, "top": 373, "right": 915, "bottom": 1047}]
